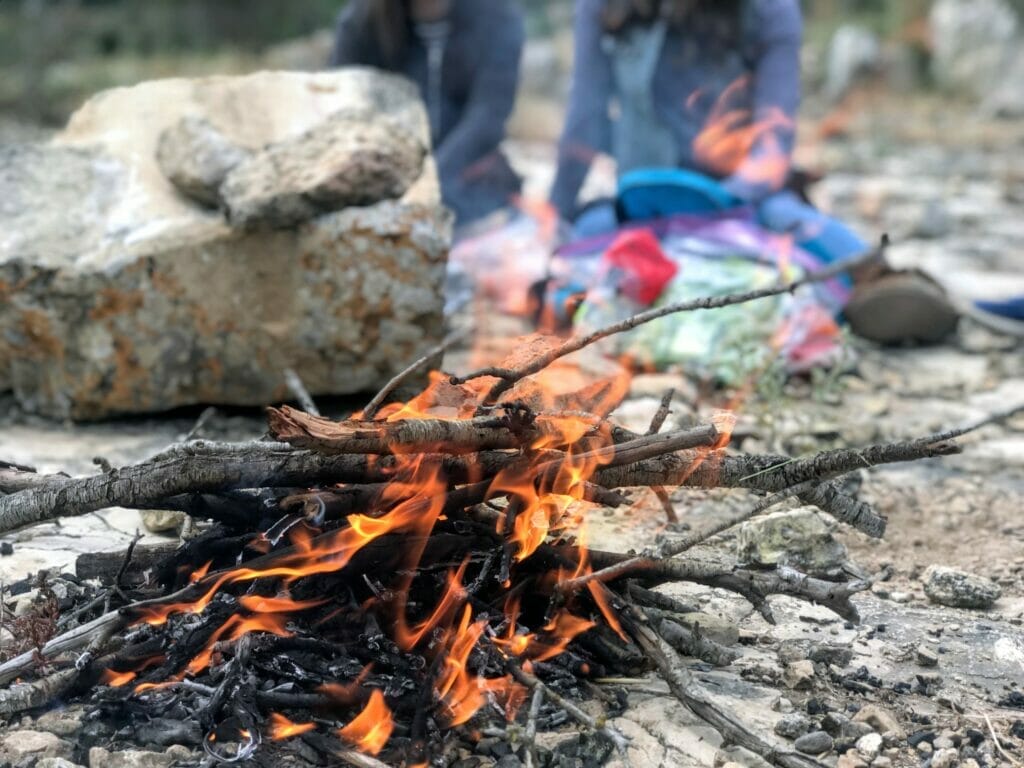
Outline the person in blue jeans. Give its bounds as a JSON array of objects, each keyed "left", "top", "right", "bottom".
[
  {"left": 331, "top": 0, "right": 524, "bottom": 227},
  {"left": 551, "top": 0, "right": 859, "bottom": 253},
  {"left": 549, "top": 0, "right": 962, "bottom": 343}
]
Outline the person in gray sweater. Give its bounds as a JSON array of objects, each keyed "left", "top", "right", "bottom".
[
  {"left": 550, "top": 0, "right": 867, "bottom": 266},
  {"left": 331, "top": 0, "right": 525, "bottom": 226}
]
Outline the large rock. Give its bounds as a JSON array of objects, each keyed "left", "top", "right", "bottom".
[
  {"left": 0, "top": 69, "right": 450, "bottom": 419},
  {"left": 824, "top": 25, "right": 881, "bottom": 103},
  {"left": 930, "top": 0, "right": 1019, "bottom": 100},
  {"left": 220, "top": 111, "right": 427, "bottom": 229},
  {"left": 923, "top": 565, "right": 1002, "bottom": 609},
  {"left": 736, "top": 508, "right": 848, "bottom": 575}
]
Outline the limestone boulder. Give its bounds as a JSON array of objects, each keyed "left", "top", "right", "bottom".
[
  {"left": 930, "top": 0, "right": 1019, "bottom": 98},
  {"left": 221, "top": 110, "right": 426, "bottom": 229},
  {"left": 155, "top": 115, "right": 250, "bottom": 207},
  {"left": 0, "top": 69, "right": 450, "bottom": 420}
]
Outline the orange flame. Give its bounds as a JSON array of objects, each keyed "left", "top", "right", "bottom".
[
  {"left": 268, "top": 713, "right": 316, "bottom": 741},
  {"left": 338, "top": 689, "right": 394, "bottom": 756},
  {"left": 435, "top": 605, "right": 505, "bottom": 726},
  {"left": 101, "top": 669, "right": 137, "bottom": 687},
  {"left": 692, "top": 76, "right": 793, "bottom": 191},
  {"left": 318, "top": 665, "right": 373, "bottom": 706}
]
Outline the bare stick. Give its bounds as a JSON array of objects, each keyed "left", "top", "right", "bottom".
[
  {"left": 363, "top": 328, "right": 469, "bottom": 421},
  {"left": 580, "top": 549, "right": 868, "bottom": 623},
  {"left": 452, "top": 245, "right": 884, "bottom": 404},
  {"left": 523, "top": 685, "right": 545, "bottom": 768},
  {"left": 0, "top": 668, "right": 78, "bottom": 718},
  {"left": 652, "top": 485, "right": 678, "bottom": 523},
  {"left": 0, "top": 611, "right": 128, "bottom": 686},
  {"left": 558, "top": 479, "right": 821, "bottom": 594},
  {"left": 505, "top": 658, "right": 630, "bottom": 755},
  {"left": 624, "top": 612, "right": 825, "bottom": 768},
  {"left": 646, "top": 389, "right": 676, "bottom": 436},
  {"left": 269, "top": 407, "right": 533, "bottom": 455},
  {"left": 284, "top": 368, "right": 320, "bottom": 417}
]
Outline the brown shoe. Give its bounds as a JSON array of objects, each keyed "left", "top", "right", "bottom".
[{"left": 845, "top": 269, "right": 959, "bottom": 345}]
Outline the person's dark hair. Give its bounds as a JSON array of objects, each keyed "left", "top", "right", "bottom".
[
  {"left": 347, "top": 0, "right": 412, "bottom": 70},
  {"left": 376, "top": 0, "right": 413, "bottom": 68},
  {"left": 601, "top": 0, "right": 745, "bottom": 45}
]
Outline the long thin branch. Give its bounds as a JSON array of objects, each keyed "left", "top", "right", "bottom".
[
  {"left": 557, "top": 479, "right": 822, "bottom": 594},
  {"left": 505, "top": 657, "right": 630, "bottom": 755},
  {"left": 0, "top": 425, "right": 952, "bottom": 535},
  {"left": 269, "top": 407, "right": 533, "bottom": 455},
  {"left": 0, "top": 668, "right": 79, "bottom": 717},
  {"left": 624, "top": 612, "right": 825, "bottom": 768},
  {"left": 362, "top": 328, "right": 469, "bottom": 421},
  {"left": 452, "top": 245, "right": 885, "bottom": 404},
  {"left": 580, "top": 549, "right": 868, "bottom": 624}
]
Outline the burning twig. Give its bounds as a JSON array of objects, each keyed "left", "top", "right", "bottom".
[{"left": 362, "top": 328, "right": 470, "bottom": 421}]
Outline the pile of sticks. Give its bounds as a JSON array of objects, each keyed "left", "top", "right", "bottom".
[{"left": 0, "top": 248, "right": 992, "bottom": 768}]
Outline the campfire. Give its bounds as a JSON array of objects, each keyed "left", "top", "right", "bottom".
[{"left": 0, "top": 252, "right": 995, "bottom": 768}]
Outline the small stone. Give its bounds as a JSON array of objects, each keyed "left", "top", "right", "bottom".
[
  {"left": 88, "top": 746, "right": 192, "bottom": 768},
  {"left": 772, "top": 697, "right": 795, "bottom": 714},
  {"left": 937, "top": 691, "right": 964, "bottom": 713},
  {"left": 916, "top": 672, "right": 943, "bottom": 696},
  {"left": 907, "top": 731, "right": 936, "bottom": 748},
  {"left": 0, "top": 541, "right": 13, "bottom": 556},
  {"left": 823, "top": 712, "right": 874, "bottom": 740},
  {"left": 852, "top": 705, "right": 905, "bottom": 741},
  {"left": 960, "top": 759, "right": 980, "bottom": 768},
  {"left": 678, "top": 612, "right": 740, "bottom": 647},
  {"left": 784, "top": 660, "right": 816, "bottom": 690},
  {"left": 916, "top": 741, "right": 933, "bottom": 756},
  {"left": 933, "top": 735, "right": 954, "bottom": 750},
  {"left": 856, "top": 733, "right": 883, "bottom": 760},
  {"left": 778, "top": 643, "right": 809, "bottom": 664},
  {"left": 37, "top": 760, "right": 85, "bottom": 768},
  {"left": 871, "top": 759, "right": 891, "bottom": 768},
  {"left": 923, "top": 565, "right": 1002, "bottom": 609},
  {"left": 0, "top": 731, "right": 72, "bottom": 763},
  {"left": 836, "top": 751, "right": 868, "bottom": 768},
  {"left": 930, "top": 747, "right": 958, "bottom": 768},
  {"left": 141, "top": 509, "right": 186, "bottom": 534},
  {"left": 809, "top": 644, "right": 854, "bottom": 668},
  {"left": 495, "top": 756, "right": 522, "bottom": 768},
  {"left": 32, "top": 707, "right": 85, "bottom": 737},
  {"left": 155, "top": 115, "right": 249, "bottom": 207},
  {"left": 888, "top": 591, "right": 911, "bottom": 604},
  {"left": 737, "top": 508, "right": 848, "bottom": 575},
  {"left": 794, "top": 731, "right": 834, "bottom": 755},
  {"left": 775, "top": 714, "right": 813, "bottom": 739},
  {"left": 916, "top": 645, "right": 940, "bottom": 667}
]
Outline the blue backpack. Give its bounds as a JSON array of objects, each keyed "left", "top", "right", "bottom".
[{"left": 616, "top": 167, "right": 741, "bottom": 221}]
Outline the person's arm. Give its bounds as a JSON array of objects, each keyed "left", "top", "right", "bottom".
[
  {"left": 721, "top": 0, "right": 802, "bottom": 203},
  {"left": 329, "top": 1, "right": 370, "bottom": 67},
  {"left": 549, "top": 0, "right": 614, "bottom": 220},
  {"left": 432, "top": 3, "right": 525, "bottom": 191}
]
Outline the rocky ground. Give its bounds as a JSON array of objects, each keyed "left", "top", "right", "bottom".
[{"left": 1, "top": 94, "right": 1023, "bottom": 767}]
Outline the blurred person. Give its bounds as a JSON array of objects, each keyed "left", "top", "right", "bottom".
[
  {"left": 549, "top": 0, "right": 959, "bottom": 344},
  {"left": 331, "top": 0, "right": 525, "bottom": 228}
]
